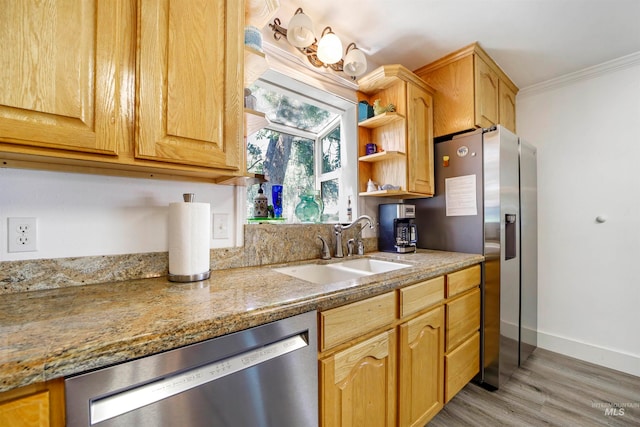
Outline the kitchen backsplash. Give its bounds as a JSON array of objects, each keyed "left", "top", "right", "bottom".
[{"left": 0, "top": 224, "right": 376, "bottom": 294}]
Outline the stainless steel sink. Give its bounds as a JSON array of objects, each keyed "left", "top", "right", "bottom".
[{"left": 274, "top": 258, "right": 411, "bottom": 285}]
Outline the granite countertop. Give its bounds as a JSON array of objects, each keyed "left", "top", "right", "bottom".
[{"left": 0, "top": 250, "right": 483, "bottom": 393}]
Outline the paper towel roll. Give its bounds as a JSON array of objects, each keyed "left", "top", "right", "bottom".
[{"left": 168, "top": 201, "right": 211, "bottom": 281}]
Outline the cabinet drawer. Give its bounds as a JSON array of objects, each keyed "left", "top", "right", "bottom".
[
  {"left": 446, "top": 265, "right": 481, "bottom": 298},
  {"left": 444, "top": 331, "right": 480, "bottom": 403},
  {"left": 446, "top": 287, "right": 480, "bottom": 352},
  {"left": 398, "top": 276, "right": 444, "bottom": 319},
  {"left": 320, "top": 292, "right": 396, "bottom": 351}
]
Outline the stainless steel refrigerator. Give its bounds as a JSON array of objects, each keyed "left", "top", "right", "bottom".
[{"left": 414, "top": 125, "right": 537, "bottom": 390}]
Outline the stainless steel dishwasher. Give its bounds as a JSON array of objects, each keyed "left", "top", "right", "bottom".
[{"left": 65, "top": 311, "right": 318, "bottom": 427}]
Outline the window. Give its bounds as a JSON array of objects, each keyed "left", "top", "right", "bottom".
[{"left": 246, "top": 73, "right": 357, "bottom": 223}]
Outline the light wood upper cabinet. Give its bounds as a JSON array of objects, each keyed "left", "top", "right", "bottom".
[
  {"left": 357, "top": 65, "right": 435, "bottom": 198},
  {"left": 0, "top": 0, "right": 245, "bottom": 182},
  {"left": 136, "top": 0, "right": 242, "bottom": 171},
  {"left": 414, "top": 43, "right": 518, "bottom": 137},
  {"left": 474, "top": 55, "right": 499, "bottom": 128},
  {"left": 499, "top": 79, "right": 517, "bottom": 133},
  {"left": 406, "top": 82, "right": 435, "bottom": 195},
  {"left": 0, "top": 0, "right": 128, "bottom": 156}
]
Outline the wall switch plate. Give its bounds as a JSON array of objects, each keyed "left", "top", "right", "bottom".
[
  {"left": 212, "top": 213, "right": 229, "bottom": 239},
  {"left": 8, "top": 217, "right": 37, "bottom": 252}
]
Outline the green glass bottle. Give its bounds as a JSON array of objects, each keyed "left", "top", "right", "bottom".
[{"left": 295, "top": 193, "right": 320, "bottom": 223}]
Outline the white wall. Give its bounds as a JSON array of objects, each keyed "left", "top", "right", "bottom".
[
  {"left": 0, "top": 169, "right": 239, "bottom": 261},
  {"left": 517, "top": 52, "right": 640, "bottom": 376}
]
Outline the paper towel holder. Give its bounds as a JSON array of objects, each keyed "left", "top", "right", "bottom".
[{"left": 168, "top": 193, "right": 212, "bottom": 283}]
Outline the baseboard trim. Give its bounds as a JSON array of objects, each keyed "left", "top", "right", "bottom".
[{"left": 537, "top": 330, "right": 640, "bottom": 377}]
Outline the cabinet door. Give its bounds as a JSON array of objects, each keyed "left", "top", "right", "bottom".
[
  {"left": 474, "top": 55, "right": 499, "bottom": 128},
  {"left": 0, "top": 1, "right": 129, "bottom": 156},
  {"left": 0, "top": 391, "right": 49, "bottom": 427},
  {"left": 136, "top": 0, "right": 242, "bottom": 170},
  {"left": 415, "top": 55, "right": 476, "bottom": 138},
  {"left": 320, "top": 329, "right": 397, "bottom": 427},
  {"left": 499, "top": 79, "right": 517, "bottom": 132},
  {"left": 406, "top": 83, "right": 434, "bottom": 195},
  {"left": 398, "top": 306, "right": 444, "bottom": 427},
  {"left": 0, "top": 379, "right": 64, "bottom": 427}
]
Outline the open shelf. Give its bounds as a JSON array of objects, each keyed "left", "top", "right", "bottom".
[
  {"left": 359, "top": 189, "right": 428, "bottom": 199},
  {"left": 244, "top": 46, "right": 269, "bottom": 88},
  {"left": 244, "top": 108, "right": 269, "bottom": 136},
  {"left": 358, "top": 112, "right": 405, "bottom": 129},
  {"left": 358, "top": 150, "right": 405, "bottom": 163},
  {"left": 216, "top": 173, "right": 266, "bottom": 186}
]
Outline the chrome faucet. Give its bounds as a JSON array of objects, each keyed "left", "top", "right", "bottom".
[{"left": 334, "top": 215, "right": 374, "bottom": 258}]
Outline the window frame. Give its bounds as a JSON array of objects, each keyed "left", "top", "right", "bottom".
[{"left": 248, "top": 71, "right": 358, "bottom": 223}]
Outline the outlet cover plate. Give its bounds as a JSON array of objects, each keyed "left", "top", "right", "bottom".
[
  {"left": 213, "top": 213, "right": 229, "bottom": 239},
  {"left": 8, "top": 217, "right": 37, "bottom": 252}
]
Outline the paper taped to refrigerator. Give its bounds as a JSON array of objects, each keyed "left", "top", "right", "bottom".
[{"left": 445, "top": 175, "right": 478, "bottom": 216}]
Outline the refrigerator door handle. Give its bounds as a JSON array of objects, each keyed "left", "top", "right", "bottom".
[{"left": 505, "top": 214, "right": 517, "bottom": 260}]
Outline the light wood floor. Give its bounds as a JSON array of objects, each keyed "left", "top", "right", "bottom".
[{"left": 429, "top": 348, "right": 640, "bottom": 426}]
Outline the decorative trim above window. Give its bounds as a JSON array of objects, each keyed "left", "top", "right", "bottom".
[{"left": 262, "top": 41, "right": 359, "bottom": 103}]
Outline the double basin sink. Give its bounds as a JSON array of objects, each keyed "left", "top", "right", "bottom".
[{"left": 274, "top": 258, "right": 411, "bottom": 285}]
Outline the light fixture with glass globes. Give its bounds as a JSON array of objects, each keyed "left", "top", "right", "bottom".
[{"left": 269, "top": 8, "right": 368, "bottom": 79}]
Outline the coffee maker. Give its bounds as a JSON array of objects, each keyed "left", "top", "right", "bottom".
[{"left": 378, "top": 203, "right": 418, "bottom": 253}]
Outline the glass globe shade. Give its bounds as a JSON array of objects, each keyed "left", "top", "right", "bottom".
[
  {"left": 343, "top": 47, "right": 367, "bottom": 77},
  {"left": 286, "top": 12, "right": 314, "bottom": 48},
  {"left": 317, "top": 31, "right": 343, "bottom": 65}
]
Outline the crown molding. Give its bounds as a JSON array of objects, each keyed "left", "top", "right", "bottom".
[{"left": 518, "top": 51, "right": 640, "bottom": 99}]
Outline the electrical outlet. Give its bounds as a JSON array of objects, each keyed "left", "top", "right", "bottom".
[
  {"left": 8, "top": 217, "right": 37, "bottom": 252},
  {"left": 212, "top": 213, "right": 229, "bottom": 239}
]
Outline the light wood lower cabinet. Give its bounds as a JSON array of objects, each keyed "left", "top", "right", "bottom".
[
  {"left": 0, "top": 379, "right": 64, "bottom": 427},
  {"left": 445, "top": 331, "right": 480, "bottom": 402},
  {"left": 444, "top": 265, "right": 482, "bottom": 403},
  {"left": 446, "top": 287, "right": 481, "bottom": 352},
  {"left": 319, "top": 267, "right": 467, "bottom": 427},
  {"left": 398, "top": 306, "right": 444, "bottom": 427},
  {"left": 320, "top": 292, "right": 396, "bottom": 352},
  {"left": 320, "top": 329, "right": 397, "bottom": 427}
]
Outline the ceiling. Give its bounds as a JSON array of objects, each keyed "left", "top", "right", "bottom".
[{"left": 267, "top": 0, "right": 640, "bottom": 89}]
